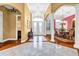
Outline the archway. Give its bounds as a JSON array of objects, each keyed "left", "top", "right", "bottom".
[
  {"left": 0, "top": 5, "right": 21, "bottom": 43},
  {"left": 54, "top": 5, "right": 76, "bottom": 47}
]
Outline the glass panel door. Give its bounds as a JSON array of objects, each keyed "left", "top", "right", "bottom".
[
  {"left": 32, "top": 22, "right": 38, "bottom": 35},
  {"left": 32, "top": 21, "right": 45, "bottom": 35},
  {"left": 38, "top": 22, "right": 44, "bottom": 35}
]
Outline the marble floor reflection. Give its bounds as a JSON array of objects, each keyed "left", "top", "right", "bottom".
[{"left": 0, "top": 42, "right": 78, "bottom": 56}]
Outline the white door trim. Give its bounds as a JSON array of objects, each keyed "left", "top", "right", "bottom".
[{"left": 16, "top": 15, "right": 21, "bottom": 40}]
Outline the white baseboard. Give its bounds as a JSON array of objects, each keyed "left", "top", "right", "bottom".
[{"left": 0, "top": 38, "right": 16, "bottom": 43}]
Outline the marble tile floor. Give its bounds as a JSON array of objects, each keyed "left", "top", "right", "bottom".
[{"left": 0, "top": 42, "right": 78, "bottom": 56}]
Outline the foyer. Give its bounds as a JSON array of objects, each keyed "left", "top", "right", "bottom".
[{"left": 0, "top": 3, "right": 79, "bottom": 56}]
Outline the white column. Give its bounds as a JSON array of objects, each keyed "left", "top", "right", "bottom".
[
  {"left": 74, "top": 5, "right": 79, "bottom": 48},
  {"left": 50, "top": 14, "right": 55, "bottom": 42}
]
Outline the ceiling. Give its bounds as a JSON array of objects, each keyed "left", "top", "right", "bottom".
[{"left": 27, "top": 3, "right": 49, "bottom": 18}]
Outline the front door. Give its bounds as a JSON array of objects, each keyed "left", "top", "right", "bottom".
[{"left": 32, "top": 21, "right": 45, "bottom": 36}]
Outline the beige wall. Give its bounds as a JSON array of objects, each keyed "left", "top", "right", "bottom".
[
  {"left": 3, "top": 10, "right": 17, "bottom": 39},
  {"left": 3, "top": 10, "right": 10, "bottom": 39},
  {"left": 9, "top": 13, "right": 16, "bottom": 38},
  {"left": 0, "top": 11, "right": 3, "bottom": 39},
  {"left": 24, "top": 4, "right": 31, "bottom": 41}
]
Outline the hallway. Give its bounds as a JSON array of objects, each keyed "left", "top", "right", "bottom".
[
  {"left": 0, "top": 3, "right": 78, "bottom": 56},
  {"left": 0, "top": 42, "right": 78, "bottom": 56}
]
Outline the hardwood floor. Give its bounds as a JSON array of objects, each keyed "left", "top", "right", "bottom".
[
  {"left": 45, "top": 34, "right": 74, "bottom": 48},
  {"left": 0, "top": 40, "right": 21, "bottom": 51},
  {"left": 54, "top": 36, "right": 74, "bottom": 48}
]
